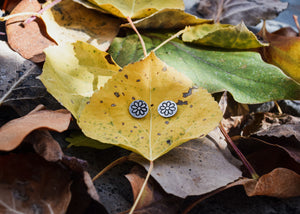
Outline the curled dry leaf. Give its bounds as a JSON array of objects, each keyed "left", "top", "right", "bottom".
[
  {"left": 0, "top": 105, "right": 71, "bottom": 151},
  {"left": 125, "top": 166, "right": 182, "bottom": 213},
  {"left": 258, "top": 23, "right": 300, "bottom": 84},
  {"left": 197, "top": 0, "right": 288, "bottom": 26},
  {"left": 0, "top": 153, "right": 72, "bottom": 214},
  {"left": 24, "top": 129, "right": 63, "bottom": 162},
  {"left": 129, "top": 128, "right": 242, "bottom": 198},
  {"left": 121, "top": 8, "right": 212, "bottom": 29},
  {"left": 232, "top": 168, "right": 300, "bottom": 198},
  {"left": 78, "top": 52, "right": 222, "bottom": 161},
  {"left": 62, "top": 156, "right": 109, "bottom": 214},
  {"left": 5, "top": 0, "right": 56, "bottom": 62},
  {"left": 182, "top": 22, "right": 266, "bottom": 49},
  {"left": 243, "top": 112, "right": 300, "bottom": 141},
  {"left": 233, "top": 136, "right": 300, "bottom": 176},
  {"left": 42, "top": 0, "right": 121, "bottom": 51}
]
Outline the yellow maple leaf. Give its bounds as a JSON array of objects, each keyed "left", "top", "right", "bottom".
[{"left": 78, "top": 52, "right": 222, "bottom": 161}]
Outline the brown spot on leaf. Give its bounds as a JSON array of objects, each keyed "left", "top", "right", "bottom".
[
  {"left": 100, "top": 100, "right": 103, "bottom": 103},
  {"left": 132, "top": 97, "right": 136, "bottom": 100},
  {"left": 190, "top": 105, "right": 193, "bottom": 108},
  {"left": 134, "top": 126, "right": 137, "bottom": 128},
  {"left": 157, "top": 133, "right": 161, "bottom": 136},
  {"left": 105, "top": 54, "right": 114, "bottom": 64},
  {"left": 122, "top": 122, "right": 125, "bottom": 126},
  {"left": 118, "top": 69, "right": 122, "bottom": 72},
  {"left": 136, "top": 79, "right": 141, "bottom": 82},
  {"left": 183, "top": 87, "right": 194, "bottom": 98},
  {"left": 165, "top": 121, "right": 169, "bottom": 125},
  {"left": 177, "top": 100, "right": 188, "bottom": 105},
  {"left": 124, "top": 74, "right": 128, "bottom": 79},
  {"left": 122, "top": 92, "right": 125, "bottom": 96},
  {"left": 166, "top": 140, "right": 171, "bottom": 145},
  {"left": 114, "top": 92, "right": 120, "bottom": 97}
]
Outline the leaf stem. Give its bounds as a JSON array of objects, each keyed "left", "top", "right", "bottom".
[
  {"left": 0, "top": 12, "right": 41, "bottom": 21},
  {"left": 274, "top": 101, "right": 283, "bottom": 114},
  {"left": 129, "top": 160, "right": 154, "bottom": 214},
  {"left": 92, "top": 156, "right": 129, "bottom": 181},
  {"left": 293, "top": 15, "right": 300, "bottom": 36},
  {"left": 126, "top": 16, "right": 147, "bottom": 57},
  {"left": 23, "top": 0, "right": 62, "bottom": 25},
  {"left": 152, "top": 28, "right": 188, "bottom": 53},
  {"left": 219, "top": 123, "right": 259, "bottom": 180}
]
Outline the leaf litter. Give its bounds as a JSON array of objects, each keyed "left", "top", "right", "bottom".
[{"left": 1, "top": 0, "right": 300, "bottom": 212}]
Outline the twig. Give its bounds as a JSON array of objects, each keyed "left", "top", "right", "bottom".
[
  {"left": 126, "top": 16, "right": 147, "bottom": 57},
  {"left": 219, "top": 123, "right": 259, "bottom": 180},
  {"left": 129, "top": 160, "right": 154, "bottom": 214},
  {"left": 92, "top": 156, "right": 129, "bottom": 181},
  {"left": 2, "top": 0, "right": 8, "bottom": 12},
  {"left": 293, "top": 15, "right": 300, "bottom": 36},
  {"left": 152, "top": 28, "right": 188, "bottom": 53},
  {"left": 274, "top": 101, "right": 283, "bottom": 114},
  {"left": 0, "top": 12, "right": 41, "bottom": 21},
  {"left": 23, "top": 0, "right": 62, "bottom": 25}
]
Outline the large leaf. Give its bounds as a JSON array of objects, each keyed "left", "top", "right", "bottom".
[
  {"left": 78, "top": 52, "right": 222, "bottom": 161},
  {"left": 197, "top": 0, "right": 288, "bottom": 26},
  {"left": 258, "top": 24, "right": 300, "bottom": 84},
  {"left": 108, "top": 33, "right": 300, "bottom": 103},
  {"left": 42, "top": 0, "right": 121, "bottom": 51},
  {"left": 182, "top": 22, "right": 266, "bottom": 49},
  {"left": 129, "top": 128, "right": 242, "bottom": 198},
  {"left": 40, "top": 41, "right": 120, "bottom": 119},
  {"left": 86, "top": 0, "right": 184, "bottom": 19}
]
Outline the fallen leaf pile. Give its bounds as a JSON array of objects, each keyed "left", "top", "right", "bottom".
[{"left": 1, "top": 0, "right": 300, "bottom": 213}]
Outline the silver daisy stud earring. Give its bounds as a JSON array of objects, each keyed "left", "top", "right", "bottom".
[
  {"left": 158, "top": 100, "right": 177, "bottom": 118},
  {"left": 129, "top": 100, "right": 149, "bottom": 118}
]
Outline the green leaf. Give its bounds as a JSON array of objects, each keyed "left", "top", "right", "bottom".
[
  {"left": 182, "top": 22, "right": 266, "bottom": 49},
  {"left": 108, "top": 33, "right": 300, "bottom": 103},
  {"left": 66, "top": 131, "right": 113, "bottom": 149},
  {"left": 40, "top": 41, "right": 120, "bottom": 119}
]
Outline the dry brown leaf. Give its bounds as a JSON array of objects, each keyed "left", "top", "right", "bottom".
[
  {"left": 6, "top": 0, "right": 56, "bottom": 62},
  {"left": 233, "top": 168, "right": 300, "bottom": 198},
  {"left": 125, "top": 166, "right": 182, "bottom": 213},
  {"left": 0, "top": 153, "right": 72, "bottom": 213},
  {"left": 62, "top": 156, "right": 108, "bottom": 214},
  {"left": 197, "top": 0, "right": 288, "bottom": 25},
  {"left": 0, "top": 105, "right": 71, "bottom": 151},
  {"left": 24, "top": 129, "right": 63, "bottom": 162},
  {"left": 129, "top": 128, "right": 242, "bottom": 198},
  {"left": 243, "top": 112, "right": 300, "bottom": 141},
  {"left": 233, "top": 136, "right": 300, "bottom": 177}
]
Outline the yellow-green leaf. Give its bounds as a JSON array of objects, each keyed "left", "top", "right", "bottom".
[
  {"left": 258, "top": 24, "right": 300, "bottom": 84},
  {"left": 42, "top": 0, "right": 121, "bottom": 51},
  {"left": 121, "top": 8, "right": 212, "bottom": 29},
  {"left": 86, "top": 0, "right": 185, "bottom": 19},
  {"left": 78, "top": 52, "right": 222, "bottom": 161},
  {"left": 182, "top": 22, "right": 266, "bottom": 49},
  {"left": 40, "top": 41, "right": 120, "bottom": 119}
]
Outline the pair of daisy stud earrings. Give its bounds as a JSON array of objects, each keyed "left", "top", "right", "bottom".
[{"left": 129, "top": 100, "right": 178, "bottom": 119}]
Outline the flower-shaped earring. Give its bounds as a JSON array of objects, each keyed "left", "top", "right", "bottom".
[
  {"left": 158, "top": 100, "right": 177, "bottom": 118},
  {"left": 129, "top": 100, "right": 149, "bottom": 118}
]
